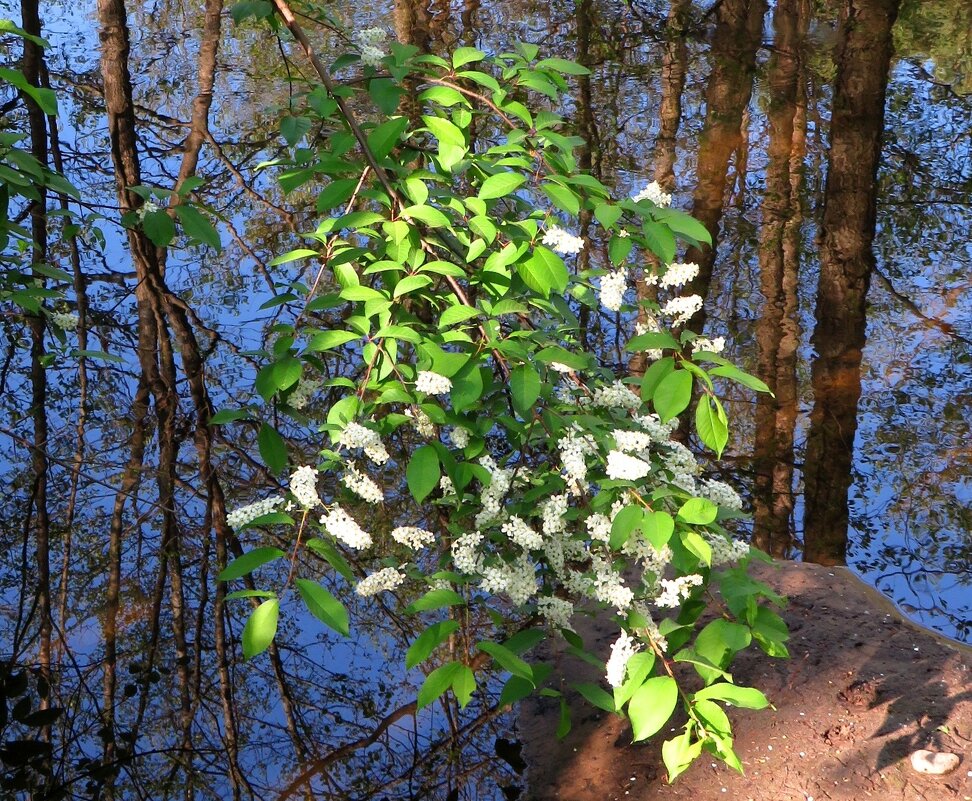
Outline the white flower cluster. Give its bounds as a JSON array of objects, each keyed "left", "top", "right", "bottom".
[
  {"left": 700, "top": 478, "right": 743, "bottom": 511},
  {"left": 661, "top": 294, "right": 703, "bottom": 325},
  {"left": 605, "top": 630, "right": 640, "bottom": 687},
  {"left": 633, "top": 412, "right": 678, "bottom": 441},
  {"left": 415, "top": 370, "right": 452, "bottom": 395},
  {"left": 320, "top": 505, "right": 372, "bottom": 550},
  {"left": 548, "top": 361, "right": 574, "bottom": 373},
  {"left": 288, "top": 376, "right": 319, "bottom": 410},
  {"left": 475, "top": 455, "right": 513, "bottom": 527},
  {"left": 661, "top": 440, "right": 698, "bottom": 475},
  {"left": 558, "top": 426, "right": 597, "bottom": 493},
  {"left": 606, "top": 450, "right": 652, "bottom": 481},
  {"left": 391, "top": 526, "right": 436, "bottom": 550},
  {"left": 452, "top": 531, "right": 484, "bottom": 573},
  {"left": 540, "top": 494, "right": 568, "bottom": 535},
  {"left": 50, "top": 311, "right": 79, "bottom": 331},
  {"left": 439, "top": 474, "right": 456, "bottom": 496},
  {"left": 706, "top": 533, "right": 750, "bottom": 566},
  {"left": 691, "top": 336, "right": 726, "bottom": 355},
  {"left": 290, "top": 465, "right": 321, "bottom": 509},
  {"left": 339, "top": 422, "right": 390, "bottom": 465},
  {"left": 353, "top": 27, "right": 387, "bottom": 68},
  {"left": 658, "top": 261, "right": 699, "bottom": 290},
  {"left": 612, "top": 429, "right": 652, "bottom": 454},
  {"left": 590, "top": 380, "right": 641, "bottom": 411},
  {"left": 599, "top": 268, "right": 628, "bottom": 311},
  {"left": 448, "top": 426, "right": 470, "bottom": 449},
  {"left": 655, "top": 574, "right": 703, "bottom": 608},
  {"left": 136, "top": 199, "right": 159, "bottom": 220},
  {"left": 480, "top": 554, "right": 537, "bottom": 604},
  {"left": 632, "top": 180, "right": 672, "bottom": 208},
  {"left": 592, "top": 555, "right": 634, "bottom": 612},
  {"left": 542, "top": 225, "right": 585, "bottom": 255},
  {"left": 502, "top": 516, "right": 543, "bottom": 551},
  {"left": 537, "top": 596, "right": 574, "bottom": 630},
  {"left": 226, "top": 496, "right": 284, "bottom": 530},
  {"left": 355, "top": 566, "right": 405, "bottom": 597},
  {"left": 585, "top": 513, "right": 612, "bottom": 543},
  {"left": 341, "top": 461, "right": 383, "bottom": 504},
  {"left": 405, "top": 407, "right": 436, "bottom": 438}
]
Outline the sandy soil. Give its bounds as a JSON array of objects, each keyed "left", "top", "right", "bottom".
[{"left": 519, "top": 561, "right": 971, "bottom": 801}]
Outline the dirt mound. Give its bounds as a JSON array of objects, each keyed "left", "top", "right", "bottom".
[{"left": 521, "top": 561, "right": 971, "bottom": 801}]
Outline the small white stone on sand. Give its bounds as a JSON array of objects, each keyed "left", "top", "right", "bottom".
[{"left": 910, "top": 750, "right": 960, "bottom": 775}]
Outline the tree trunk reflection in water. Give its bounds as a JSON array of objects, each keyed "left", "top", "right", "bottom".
[
  {"left": 681, "top": 0, "right": 766, "bottom": 333},
  {"left": 802, "top": 0, "right": 901, "bottom": 565},
  {"left": 751, "top": 0, "right": 809, "bottom": 557}
]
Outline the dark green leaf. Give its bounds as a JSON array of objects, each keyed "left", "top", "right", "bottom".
[
  {"left": 296, "top": 579, "right": 350, "bottom": 636},
  {"left": 406, "top": 620, "right": 460, "bottom": 669},
  {"left": 218, "top": 547, "right": 285, "bottom": 582},
  {"left": 257, "top": 423, "right": 288, "bottom": 473},
  {"left": 653, "top": 369, "right": 693, "bottom": 423},
  {"left": 406, "top": 445, "right": 440, "bottom": 503}
]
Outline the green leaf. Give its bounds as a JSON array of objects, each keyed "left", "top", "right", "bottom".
[
  {"left": 710, "top": 364, "right": 771, "bottom": 394},
  {"left": 400, "top": 204, "right": 451, "bottom": 228},
  {"left": 499, "top": 675, "right": 535, "bottom": 707},
  {"left": 419, "top": 86, "right": 468, "bottom": 107},
  {"left": 653, "top": 369, "right": 693, "bottom": 423},
  {"left": 209, "top": 408, "right": 250, "bottom": 425},
  {"left": 242, "top": 599, "right": 279, "bottom": 659},
  {"left": 653, "top": 208, "right": 712, "bottom": 245},
  {"left": 280, "top": 115, "right": 311, "bottom": 145},
  {"left": 509, "top": 364, "right": 540, "bottom": 417},
  {"left": 557, "top": 697, "right": 572, "bottom": 738},
  {"left": 270, "top": 356, "right": 302, "bottom": 392},
  {"left": 141, "top": 209, "right": 175, "bottom": 247},
  {"left": 305, "top": 537, "right": 355, "bottom": 582},
  {"left": 626, "top": 331, "right": 680, "bottom": 352},
  {"left": 609, "top": 234, "right": 633, "bottom": 266},
  {"left": 573, "top": 682, "right": 616, "bottom": 713},
  {"left": 516, "top": 245, "right": 568, "bottom": 297},
  {"left": 641, "top": 356, "right": 675, "bottom": 402},
  {"left": 295, "top": 579, "right": 349, "bottom": 636},
  {"left": 406, "top": 620, "right": 460, "bottom": 669},
  {"left": 641, "top": 221, "right": 676, "bottom": 264},
  {"left": 0, "top": 67, "right": 57, "bottom": 115},
  {"left": 316, "top": 178, "right": 360, "bottom": 212},
  {"left": 368, "top": 78, "right": 402, "bottom": 115},
  {"left": 629, "top": 676, "right": 678, "bottom": 742},
  {"left": 641, "top": 511, "right": 675, "bottom": 549},
  {"left": 694, "top": 682, "right": 769, "bottom": 709},
  {"left": 224, "top": 589, "right": 276, "bottom": 601},
  {"left": 695, "top": 395, "right": 729, "bottom": 458},
  {"left": 453, "top": 47, "right": 486, "bottom": 68},
  {"left": 218, "top": 547, "right": 286, "bottom": 582},
  {"left": 540, "top": 182, "right": 580, "bottom": 215},
  {"left": 662, "top": 730, "right": 703, "bottom": 782},
  {"left": 751, "top": 606, "right": 790, "bottom": 658},
  {"left": 478, "top": 172, "right": 526, "bottom": 200},
  {"left": 393, "top": 274, "right": 433, "bottom": 298},
  {"left": 174, "top": 205, "right": 220, "bottom": 249},
  {"left": 610, "top": 505, "right": 643, "bottom": 550},
  {"left": 257, "top": 423, "right": 288, "bottom": 474},
  {"left": 677, "top": 498, "right": 718, "bottom": 525},
  {"left": 268, "top": 248, "right": 318, "bottom": 267},
  {"left": 535, "top": 57, "right": 591, "bottom": 75},
  {"left": 594, "top": 203, "right": 622, "bottom": 229},
  {"left": 406, "top": 445, "right": 440, "bottom": 503},
  {"left": 476, "top": 641, "right": 534, "bottom": 684},
  {"left": 305, "top": 329, "right": 359, "bottom": 352},
  {"left": 450, "top": 360, "right": 483, "bottom": 412},
  {"left": 417, "top": 661, "right": 464, "bottom": 709},
  {"left": 405, "top": 588, "right": 464, "bottom": 615},
  {"left": 453, "top": 664, "right": 476, "bottom": 708},
  {"left": 423, "top": 115, "right": 465, "bottom": 147},
  {"left": 367, "top": 116, "right": 409, "bottom": 160},
  {"left": 439, "top": 304, "right": 481, "bottom": 327}
]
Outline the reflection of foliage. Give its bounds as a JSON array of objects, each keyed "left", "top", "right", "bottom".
[{"left": 894, "top": 0, "right": 972, "bottom": 95}]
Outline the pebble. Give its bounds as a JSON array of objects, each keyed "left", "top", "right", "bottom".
[{"left": 909, "top": 750, "right": 961, "bottom": 775}]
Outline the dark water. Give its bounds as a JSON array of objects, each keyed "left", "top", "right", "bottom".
[{"left": 1, "top": 0, "right": 969, "bottom": 798}]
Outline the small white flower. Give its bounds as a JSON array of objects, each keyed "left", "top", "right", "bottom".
[
  {"left": 606, "top": 630, "right": 640, "bottom": 687},
  {"left": 661, "top": 294, "right": 703, "bottom": 326},
  {"left": 226, "top": 496, "right": 285, "bottom": 529},
  {"left": 341, "top": 461, "right": 384, "bottom": 504},
  {"left": 339, "top": 421, "right": 390, "bottom": 465},
  {"left": 405, "top": 407, "right": 436, "bottom": 438},
  {"left": 289, "top": 465, "right": 321, "bottom": 509},
  {"left": 599, "top": 268, "right": 628, "bottom": 311},
  {"left": 542, "top": 225, "right": 585, "bottom": 255},
  {"left": 452, "top": 531, "right": 484, "bottom": 573},
  {"left": 501, "top": 516, "right": 543, "bottom": 551},
  {"left": 691, "top": 336, "right": 726, "bottom": 356},
  {"left": 655, "top": 574, "right": 704, "bottom": 608},
  {"left": 353, "top": 28, "right": 387, "bottom": 68},
  {"left": 658, "top": 261, "right": 699, "bottom": 290},
  {"left": 288, "top": 376, "right": 319, "bottom": 410},
  {"left": 605, "top": 450, "right": 652, "bottom": 481},
  {"left": 50, "top": 311, "right": 79, "bottom": 331},
  {"left": 447, "top": 426, "right": 470, "bottom": 449},
  {"left": 320, "top": 505, "right": 372, "bottom": 550},
  {"left": 549, "top": 361, "right": 574, "bottom": 373},
  {"left": 632, "top": 181, "right": 672, "bottom": 208},
  {"left": 538, "top": 596, "right": 574, "bottom": 630},
  {"left": 391, "top": 526, "right": 436, "bottom": 549},
  {"left": 415, "top": 370, "right": 452, "bottom": 395},
  {"left": 356, "top": 566, "right": 405, "bottom": 596}
]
